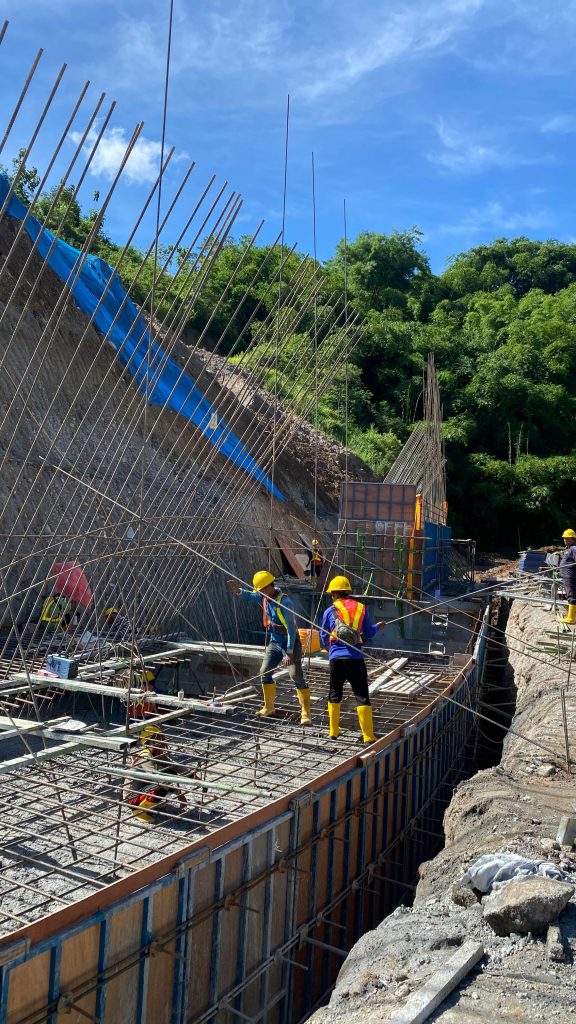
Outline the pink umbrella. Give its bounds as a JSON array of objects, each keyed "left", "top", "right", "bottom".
[{"left": 50, "top": 561, "right": 93, "bottom": 608}]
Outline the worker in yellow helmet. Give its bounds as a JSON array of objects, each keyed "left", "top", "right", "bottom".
[
  {"left": 122, "top": 724, "right": 186, "bottom": 823},
  {"left": 559, "top": 529, "right": 576, "bottom": 625},
  {"left": 304, "top": 538, "right": 324, "bottom": 580},
  {"left": 318, "top": 576, "right": 385, "bottom": 744},
  {"left": 102, "top": 606, "right": 131, "bottom": 643},
  {"left": 228, "top": 571, "right": 311, "bottom": 724}
]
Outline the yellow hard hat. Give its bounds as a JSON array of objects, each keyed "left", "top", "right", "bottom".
[
  {"left": 562, "top": 529, "right": 576, "bottom": 539},
  {"left": 103, "top": 606, "right": 119, "bottom": 616},
  {"left": 139, "top": 724, "right": 161, "bottom": 743},
  {"left": 137, "top": 670, "right": 155, "bottom": 684},
  {"left": 312, "top": 538, "right": 319, "bottom": 545},
  {"left": 253, "top": 570, "right": 275, "bottom": 591},
  {"left": 327, "top": 575, "right": 352, "bottom": 593}
]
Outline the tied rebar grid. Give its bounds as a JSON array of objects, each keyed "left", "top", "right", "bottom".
[{"left": 0, "top": 656, "right": 451, "bottom": 935}]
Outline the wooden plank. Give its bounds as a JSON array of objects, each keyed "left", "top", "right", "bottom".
[
  {"left": 146, "top": 883, "right": 179, "bottom": 1024},
  {"left": 385, "top": 940, "right": 484, "bottom": 1024},
  {"left": 274, "top": 535, "right": 305, "bottom": 579},
  {"left": 7, "top": 950, "right": 51, "bottom": 1024}
]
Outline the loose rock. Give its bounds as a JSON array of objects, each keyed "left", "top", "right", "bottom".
[
  {"left": 545, "top": 924, "right": 565, "bottom": 963},
  {"left": 451, "top": 881, "right": 478, "bottom": 908},
  {"left": 483, "top": 878, "right": 574, "bottom": 936}
]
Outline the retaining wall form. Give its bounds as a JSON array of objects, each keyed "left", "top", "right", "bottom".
[{"left": 0, "top": 611, "right": 488, "bottom": 1024}]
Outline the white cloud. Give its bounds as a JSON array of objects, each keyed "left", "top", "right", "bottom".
[
  {"left": 429, "top": 119, "right": 536, "bottom": 173},
  {"left": 541, "top": 114, "right": 576, "bottom": 134},
  {"left": 435, "top": 200, "right": 552, "bottom": 236},
  {"left": 105, "top": 0, "right": 491, "bottom": 109},
  {"left": 296, "top": 0, "right": 488, "bottom": 102},
  {"left": 68, "top": 124, "right": 186, "bottom": 186}
]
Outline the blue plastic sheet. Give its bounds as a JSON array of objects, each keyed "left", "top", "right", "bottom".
[{"left": 0, "top": 175, "right": 285, "bottom": 500}]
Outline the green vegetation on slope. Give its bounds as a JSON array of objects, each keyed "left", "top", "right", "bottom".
[{"left": 3, "top": 154, "right": 575, "bottom": 547}]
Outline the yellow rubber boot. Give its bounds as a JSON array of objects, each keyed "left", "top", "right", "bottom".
[
  {"left": 257, "top": 683, "right": 276, "bottom": 717},
  {"left": 132, "top": 798, "right": 156, "bottom": 823},
  {"left": 328, "top": 701, "right": 341, "bottom": 738},
  {"left": 357, "top": 705, "right": 376, "bottom": 744},
  {"left": 561, "top": 605, "right": 576, "bottom": 625},
  {"left": 297, "top": 688, "right": 312, "bottom": 725}
]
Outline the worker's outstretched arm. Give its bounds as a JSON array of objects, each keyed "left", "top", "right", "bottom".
[
  {"left": 361, "top": 605, "right": 380, "bottom": 641},
  {"left": 227, "top": 580, "right": 262, "bottom": 604}
]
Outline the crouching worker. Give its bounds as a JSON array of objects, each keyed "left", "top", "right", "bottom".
[
  {"left": 228, "top": 571, "right": 311, "bottom": 724},
  {"left": 123, "top": 725, "right": 186, "bottom": 823},
  {"left": 319, "top": 576, "right": 385, "bottom": 744}
]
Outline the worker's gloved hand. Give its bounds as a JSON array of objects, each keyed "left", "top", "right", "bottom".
[
  {"left": 375, "top": 621, "right": 386, "bottom": 631},
  {"left": 283, "top": 651, "right": 294, "bottom": 666},
  {"left": 227, "top": 579, "right": 241, "bottom": 596}
]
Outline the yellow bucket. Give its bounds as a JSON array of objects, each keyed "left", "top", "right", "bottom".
[{"left": 298, "top": 628, "right": 321, "bottom": 654}]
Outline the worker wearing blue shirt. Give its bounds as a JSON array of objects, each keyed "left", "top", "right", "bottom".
[
  {"left": 559, "top": 529, "right": 576, "bottom": 625},
  {"left": 319, "top": 575, "right": 385, "bottom": 744},
  {"left": 228, "top": 570, "right": 311, "bottom": 724}
]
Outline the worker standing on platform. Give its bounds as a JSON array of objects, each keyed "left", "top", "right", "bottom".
[
  {"left": 319, "top": 576, "right": 385, "bottom": 744},
  {"left": 304, "top": 539, "right": 324, "bottom": 579},
  {"left": 228, "top": 571, "right": 311, "bottom": 724},
  {"left": 559, "top": 529, "right": 576, "bottom": 624}
]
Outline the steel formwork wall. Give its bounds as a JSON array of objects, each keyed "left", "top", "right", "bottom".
[{"left": 0, "top": 617, "right": 488, "bottom": 1024}]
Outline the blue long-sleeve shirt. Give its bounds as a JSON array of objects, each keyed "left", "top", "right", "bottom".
[
  {"left": 239, "top": 589, "right": 298, "bottom": 651},
  {"left": 319, "top": 601, "right": 379, "bottom": 660},
  {"left": 560, "top": 543, "right": 576, "bottom": 581}
]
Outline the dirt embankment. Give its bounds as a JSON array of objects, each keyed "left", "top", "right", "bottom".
[
  {"left": 309, "top": 599, "right": 576, "bottom": 1023},
  {"left": 0, "top": 214, "right": 368, "bottom": 638}
]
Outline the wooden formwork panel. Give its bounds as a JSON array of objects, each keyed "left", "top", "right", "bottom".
[
  {"left": 7, "top": 950, "right": 51, "bottom": 1024},
  {"left": 186, "top": 862, "right": 218, "bottom": 1021},
  {"left": 146, "top": 883, "right": 179, "bottom": 1024},
  {"left": 340, "top": 483, "right": 416, "bottom": 523},
  {"left": 104, "top": 904, "right": 144, "bottom": 1023},
  {"left": 58, "top": 924, "right": 101, "bottom": 1024}
]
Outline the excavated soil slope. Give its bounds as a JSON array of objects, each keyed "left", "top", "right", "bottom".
[{"left": 0, "top": 214, "right": 368, "bottom": 639}]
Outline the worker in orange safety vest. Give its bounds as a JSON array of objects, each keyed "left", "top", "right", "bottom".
[{"left": 318, "top": 575, "right": 385, "bottom": 744}]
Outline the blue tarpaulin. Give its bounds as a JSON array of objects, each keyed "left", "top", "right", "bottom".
[
  {"left": 423, "top": 521, "right": 452, "bottom": 591},
  {"left": 0, "top": 174, "right": 285, "bottom": 500}
]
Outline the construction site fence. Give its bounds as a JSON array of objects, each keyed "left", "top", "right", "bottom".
[{"left": 0, "top": 613, "right": 488, "bottom": 1024}]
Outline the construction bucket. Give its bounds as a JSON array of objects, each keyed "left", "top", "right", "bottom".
[{"left": 298, "top": 628, "right": 321, "bottom": 654}]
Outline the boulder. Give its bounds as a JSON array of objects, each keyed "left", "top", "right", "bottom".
[{"left": 483, "top": 878, "right": 574, "bottom": 936}]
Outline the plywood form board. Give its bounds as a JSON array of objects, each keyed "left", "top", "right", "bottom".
[
  {"left": 7, "top": 950, "right": 51, "bottom": 1024},
  {"left": 58, "top": 924, "right": 101, "bottom": 1024},
  {"left": 146, "top": 883, "right": 179, "bottom": 1024},
  {"left": 340, "top": 482, "right": 417, "bottom": 523},
  {"left": 244, "top": 831, "right": 270, "bottom": 978},
  {"left": 274, "top": 536, "right": 305, "bottom": 579},
  {"left": 103, "top": 903, "right": 144, "bottom": 1024},
  {"left": 186, "top": 862, "right": 218, "bottom": 1020}
]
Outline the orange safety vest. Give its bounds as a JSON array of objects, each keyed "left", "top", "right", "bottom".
[
  {"left": 330, "top": 598, "right": 366, "bottom": 643},
  {"left": 262, "top": 594, "right": 289, "bottom": 631}
]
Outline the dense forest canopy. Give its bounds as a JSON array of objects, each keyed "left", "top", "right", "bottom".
[{"left": 3, "top": 154, "right": 575, "bottom": 549}]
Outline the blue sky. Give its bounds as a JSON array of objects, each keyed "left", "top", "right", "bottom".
[{"left": 2, "top": 0, "right": 576, "bottom": 272}]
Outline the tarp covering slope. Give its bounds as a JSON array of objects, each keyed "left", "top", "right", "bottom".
[{"left": 0, "top": 175, "right": 284, "bottom": 500}]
